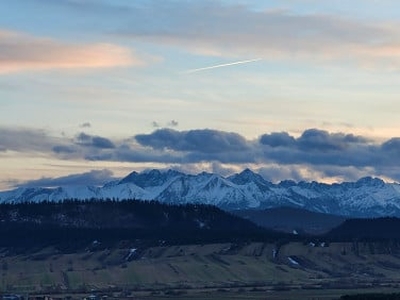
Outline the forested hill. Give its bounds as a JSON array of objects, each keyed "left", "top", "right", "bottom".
[
  {"left": 0, "top": 199, "right": 290, "bottom": 251},
  {"left": 326, "top": 217, "right": 400, "bottom": 241}
]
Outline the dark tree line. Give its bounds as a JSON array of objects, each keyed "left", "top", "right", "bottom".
[
  {"left": 0, "top": 199, "right": 292, "bottom": 252},
  {"left": 340, "top": 293, "right": 400, "bottom": 300},
  {"left": 325, "top": 217, "right": 400, "bottom": 241}
]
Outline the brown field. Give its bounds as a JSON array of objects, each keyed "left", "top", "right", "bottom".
[{"left": 1, "top": 242, "right": 400, "bottom": 299}]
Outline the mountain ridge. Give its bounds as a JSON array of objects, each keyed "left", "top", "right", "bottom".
[{"left": 1, "top": 169, "right": 400, "bottom": 218}]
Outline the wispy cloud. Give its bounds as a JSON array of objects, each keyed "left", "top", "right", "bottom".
[
  {"left": 0, "top": 127, "right": 64, "bottom": 153},
  {"left": 112, "top": 1, "right": 400, "bottom": 70},
  {"left": 168, "top": 120, "right": 179, "bottom": 127},
  {"left": 0, "top": 29, "right": 142, "bottom": 74},
  {"left": 13, "top": 1, "right": 400, "bottom": 70},
  {"left": 79, "top": 122, "right": 92, "bottom": 128}
]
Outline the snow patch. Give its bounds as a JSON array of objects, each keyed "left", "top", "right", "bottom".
[{"left": 288, "top": 257, "right": 300, "bottom": 266}]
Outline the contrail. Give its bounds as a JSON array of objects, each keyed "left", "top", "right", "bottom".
[{"left": 183, "top": 58, "right": 262, "bottom": 74}]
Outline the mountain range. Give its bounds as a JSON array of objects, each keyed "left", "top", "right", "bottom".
[{"left": 2, "top": 168, "right": 400, "bottom": 218}]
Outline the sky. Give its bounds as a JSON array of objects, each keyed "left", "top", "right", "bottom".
[{"left": 1, "top": 0, "right": 400, "bottom": 190}]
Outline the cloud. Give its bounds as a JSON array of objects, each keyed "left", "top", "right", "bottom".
[
  {"left": 260, "top": 128, "right": 371, "bottom": 151},
  {"left": 0, "top": 127, "right": 116, "bottom": 158},
  {"left": 18, "top": 169, "right": 115, "bottom": 188},
  {"left": 75, "top": 132, "right": 116, "bottom": 149},
  {"left": 129, "top": 128, "right": 400, "bottom": 179},
  {"left": 79, "top": 122, "right": 91, "bottom": 128},
  {"left": 112, "top": 1, "right": 400, "bottom": 70},
  {"left": 0, "top": 127, "right": 64, "bottom": 153},
  {"left": 260, "top": 129, "right": 378, "bottom": 167},
  {"left": 135, "top": 128, "right": 250, "bottom": 153},
  {"left": 381, "top": 138, "right": 400, "bottom": 153},
  {"left": 259, "top": 132, "right": 296, "bottom": 148},
  {"left": 52, "top": 145, "right": 76, "bottom": 154},
  {"left": 0, "top": 29, "right": 142, "bottom": 74},
  {"left": 257, "top": 164, "right": 307, "bottom": 183},
  {"left": 296, "top": 129, "right": 369, "bottom": 152},
  {"left": 19, "top": 1, "right": 400, "bottom": 70},
  {"left": 4, "top": 125, "right": 400, "bottom": 182},
  {"left": 152, "top": 120, "right": 179, "bottom": 128},
  {"left": 168, "top": 120, "right": 179, "bottom": 127}
]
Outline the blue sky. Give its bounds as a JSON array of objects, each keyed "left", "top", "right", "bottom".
[{"left": 1, "top": 0, "right": 400, "bottom": 190}]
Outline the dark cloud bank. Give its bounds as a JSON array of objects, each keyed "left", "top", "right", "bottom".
[
  {"left": 19, "top": 169, "right": 115, "bottom": 188},
  {"left": 2, "top": 127, "right": 400, "bottom": 182}
]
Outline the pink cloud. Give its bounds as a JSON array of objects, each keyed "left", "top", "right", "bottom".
[{"left": 0, "top": 30, "right": 143, "bottom": 73}]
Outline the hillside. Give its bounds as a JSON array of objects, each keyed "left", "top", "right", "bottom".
[
  {"left": 2, "top": 242, "right": 400, "bottom": 298},
  {"left": 233, "top": 206, "right": 347, "bottom": 235},
  {"left": 326, "top": 217, "right": 400, "bottom": 241},
  {"left": 0, "top": 200, "right": 289, "bottom": 251}
]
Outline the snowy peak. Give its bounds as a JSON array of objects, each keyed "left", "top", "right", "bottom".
[
  {"left": 229, "top": 168, "right": 267, "bottom": 185},
  {"left": 202, "top": 175, "right": 233, "bottom": 191},
  {"left": 119, "top": 169, "right": 183, "bottom": 187},
  {"left": 1, "top": 169, "right": 400, "bottom": 218},
  {"left": 355, "top": 176, "right": 385, "bottom": 188},
  {"left": 228, "top": 169, "right": 272, "bottom": 194},
  {"left": 278, "top": 180, "right": 297, "bottom": 188}
]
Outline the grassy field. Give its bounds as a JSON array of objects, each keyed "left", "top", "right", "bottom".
[
  {"left": 1, "top": 242, "right": 400, "bottom": 298},
  {"left": 133, "top": 287, "right": 400, "bottom": 300}
]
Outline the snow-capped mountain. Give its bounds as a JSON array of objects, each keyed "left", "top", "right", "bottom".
[{"left": 2, "top": 169, "right": 400, "bottom": 218}]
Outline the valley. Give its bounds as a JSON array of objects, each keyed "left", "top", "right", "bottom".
[{"left": 1, "top": 169, "right": 400, "bottom": 298}]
